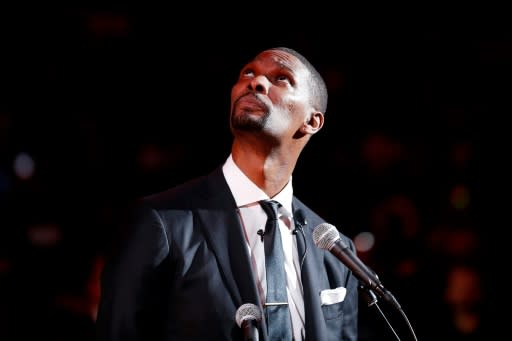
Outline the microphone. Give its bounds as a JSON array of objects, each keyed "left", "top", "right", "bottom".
[
  {"left": 293, "top": 209, "right": 308, "bottom": 269},
  {"left": 293, "top": 209, "right": 307, "bottom": 234},
  {"left": 235, "top": 303, "right": 262, "bottom": 341},
  {"left": 312, "top": 223, "right": 401, "bottom": 310},
  {"left": 257, "top": 229, "right": 265, "bottom": 242}
]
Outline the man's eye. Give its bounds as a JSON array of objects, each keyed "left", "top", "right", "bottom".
[
  {"left": 242, "top": 69, "right": 254, "bottom": 77},
  {"left": 276, "top": 75, "right": 290, "bottom": 82}
]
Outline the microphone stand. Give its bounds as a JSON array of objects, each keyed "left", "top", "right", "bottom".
[{"left": 358, "top": 285, "right": 418, "bottom": 341}]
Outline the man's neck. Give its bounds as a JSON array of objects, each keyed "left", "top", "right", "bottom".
[{"left": 231, "top": 144, "right": 297, "bottom": 198}]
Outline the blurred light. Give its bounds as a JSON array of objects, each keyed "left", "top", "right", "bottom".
[
  {"left": 26, "top": 223, "right": 62, "bottom": 247},
  {"left": 0, "top": 258, "right": 11, "bottom": 274},
  {"left": 450, "top": 184, "right": 470, "bottom": 210},
  {"left": 451, "top": 141, "right": 473, "bottom": 168},
  {"left": 361, "top": 133, "right": 402, "bottom": 172},
  {"left": 13, "top": 152, "right": 35, "bottom": 180},
  {"left": 137, "top": 143, "right": 164, "bottom": 172},
  {"left": 354, "top": 231, "right": 375, "bottom": 253},
  {"left": 87, "top": 12, "right": 131, "bottom": 38}
]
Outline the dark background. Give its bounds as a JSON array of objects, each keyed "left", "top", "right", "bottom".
[{"left": 0, "top": 7, "right": 507, "bottom": 340}]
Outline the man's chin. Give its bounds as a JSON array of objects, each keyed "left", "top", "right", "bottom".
[{"left": 231, "top": 114, "right": 264, "bottom": 131}]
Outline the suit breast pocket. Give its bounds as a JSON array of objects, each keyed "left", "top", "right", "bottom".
[
  {"left": 319, "top": 286, "right": 346, "bottom": 320},
  {"left": 321, "top": 300, "right": 344, "bottom": 320}
]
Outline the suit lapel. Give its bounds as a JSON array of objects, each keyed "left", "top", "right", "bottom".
[
  {"left": 197, "top": 168, "right": 261, "bottom": 313},
  {"left": 198, "top": 209, "right": 260, "bottom": 308}
]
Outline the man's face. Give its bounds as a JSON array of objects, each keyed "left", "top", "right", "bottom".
[{"left": 230, "top": 49, "right": 313, "bottom": 141}]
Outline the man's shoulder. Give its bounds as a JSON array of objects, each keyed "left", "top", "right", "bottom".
[
  {"left": 292, "top": 197, "right": 326, "bottom": 232},
  {"left": 293, "top": 196, "right": 353, "bottom": 241},
  {"left": 137, "top": 165, "right": 227, "bottom": 210}
]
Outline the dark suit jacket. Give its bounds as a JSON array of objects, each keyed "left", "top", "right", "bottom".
[{"left": 96, "top": 166, "right": 359, "bottom": 341}]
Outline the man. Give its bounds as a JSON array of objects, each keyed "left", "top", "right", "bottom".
[{"left": 96, "top": 46, "right": 359, "bottom": 340}]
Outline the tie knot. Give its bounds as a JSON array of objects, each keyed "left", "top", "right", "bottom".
[{"left": 259, "top": 200, "right": 281, "bottom": 221}]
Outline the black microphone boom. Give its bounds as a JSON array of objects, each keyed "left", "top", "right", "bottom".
[
  {"left": 312, "top": 223, "right": 401, "bottom": 310},
  {"left": 235, "top": 303, "right": 261, "bottom": 341}
]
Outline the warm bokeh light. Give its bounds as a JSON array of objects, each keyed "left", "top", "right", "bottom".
[
  {"left": 354, "top": 231, "right": 375, "bottom": 253},
  {"left": 13, "top": 152, "right": 35, "bottom": 180},
  {"left": 450, "top": 184, "right": 470, "bottom": 210},
  {"left": 26, "top": 223, "right": 62, "bottom": 247}
]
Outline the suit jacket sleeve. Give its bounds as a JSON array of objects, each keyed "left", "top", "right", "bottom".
[{"left": 96, "top": 202, "right": 170, "bottom": 341}]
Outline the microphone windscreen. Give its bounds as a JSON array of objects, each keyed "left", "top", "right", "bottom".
[
  {"left": 235, "top": 303, "right": 262, "bottom": 328},
  {"left": 312, "top": 223, "right": 340, "bottom": 250}
]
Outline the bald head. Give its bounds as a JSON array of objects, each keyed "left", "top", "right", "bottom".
[{"left": 268, "top": 47, "right": 328, "bottom": 114}]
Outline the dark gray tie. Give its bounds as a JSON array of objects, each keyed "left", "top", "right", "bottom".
[{"left": 259, "top": 199, "right": 293, "bottom": 341}]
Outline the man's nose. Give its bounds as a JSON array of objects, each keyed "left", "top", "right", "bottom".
[{"left": 249, "top": 75, "right": 270, "bottom": 94}]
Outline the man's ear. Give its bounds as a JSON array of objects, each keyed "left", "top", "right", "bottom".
[{"left": 302, "top": 111, "right": 324, "bottom": 134}]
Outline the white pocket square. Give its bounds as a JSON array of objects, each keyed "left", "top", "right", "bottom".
[{"left": 320, "top": 287, "right": 347, "bottom": 306}]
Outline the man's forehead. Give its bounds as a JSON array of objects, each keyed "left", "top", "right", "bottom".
[{"left": 252, "top": 49, "right": 303, "bottom": 70}]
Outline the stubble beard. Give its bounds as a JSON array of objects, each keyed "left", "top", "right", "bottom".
[{"left": 230, "top": 109, "right": 269, "bottom": 132}]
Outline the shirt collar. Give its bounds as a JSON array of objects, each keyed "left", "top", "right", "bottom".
[{"left": 222, "top": 154, "right": 293, "bottom": 215}]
